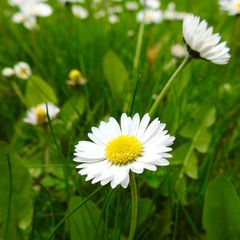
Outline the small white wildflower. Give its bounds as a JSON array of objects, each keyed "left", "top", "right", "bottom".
[
  {"left": 24, "top": 102, "right": 60, "bottom": 125},
  {"left": 72, "top": 5, "right": 89, "bottom": 19},
  {"left": 136, "top": 9, "right": 163, "bottom": 24},
  {"left": 1, "top": 67, "right": 15, "bottom": 77},
  {"left": 171, "top": 44, "right": 186, "bottom": 58},
  {"left": 125, "top": 1, "right": 139, "bottom": 11},
  {"left": 14, "top": 62, "right": 31, "bottom": 79}
]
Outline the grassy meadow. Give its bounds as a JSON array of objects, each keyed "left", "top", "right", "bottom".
[{"left": 0, "top": 0, "right": 240, "bottom": 239}]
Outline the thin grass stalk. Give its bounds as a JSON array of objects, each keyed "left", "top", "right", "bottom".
[
  {"left": 45, "top": 103, "right": 70, "bottom": 199},
  {"left": 47, "top": 186, "right": 103, "bottom": 240},
  {"left": 149, "top": 56, "right": 191, "bottom": 117}
]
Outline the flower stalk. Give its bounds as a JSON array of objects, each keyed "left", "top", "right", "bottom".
[
  {"left": 129, "top": 172, "right": 138, "bottom": 240},
  {"left": 149, "top": 56, "right": 191, "bottom": 117}
]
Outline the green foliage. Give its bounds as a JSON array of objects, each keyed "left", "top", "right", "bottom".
[
  {"left": 26, "top": 75, "right": 58, "bottom": 107},
  {"left": 0, "top": 142, "right": 33, "bottom": 239},
  {"left": 67, "top": 196, "right": 104, "bottom": 240},
  {"left": 203, "top": 176, "right": 240, "bottom": 240},
  {"left": 60, "top": 93, "right": 86, "bottom": 130},
  {"left": 0, "top": 0, "right": 240, "bottom": 239},
  {"left": 172, "top": 104, "right": 216, "bottom": 179},
  {"left": 103, "top": 50, "right": 129, "bottom": 99}
]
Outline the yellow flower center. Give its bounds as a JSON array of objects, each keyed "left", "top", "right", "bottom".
[
  {"left": 36, "top": 106, "right": 47, "bottom": 124},
  {"left": 20, "top": 68, "right": 27, "bottom": 76},
  {"left": 105, "top": 135, "right": 143, "bottom": 165},
  {"left": 145, "top": 11, "right": 154, "bottom": 20},
  {"left": 236, "top": 2, "right": 240, "bottom": 10},
  {"left": 69, "top": 69, "right": 81, "bottom": 80}
]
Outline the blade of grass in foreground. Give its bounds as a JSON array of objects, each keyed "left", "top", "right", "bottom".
[{"left": 47, "top": 186, "right": 103, "bottom": 240}]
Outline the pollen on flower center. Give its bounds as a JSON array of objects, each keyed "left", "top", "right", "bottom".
[
  {"left": 105, "top": 135, "right": 143, "bottom": 165},
  {"left": 36, "top": 106, "right": 47, "bottom": 124},
  {"left": 20, "top": 68, "right": 27, "bottom": 75}
]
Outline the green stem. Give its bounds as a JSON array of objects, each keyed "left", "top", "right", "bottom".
[
  {"left": 149, "top": 56, "right": 191, "bottom": 117},
  {"left": 133, "top": 20, "right": 145, "bottom": 72},
  {"left": 47, "top": 186, "right": 103, "bottom": 240},
  {"left": 129, "top": 173, "right": 138, "bottom": 240},
  {"left": 124, "top": 14, "right": 145, "bottom": 113},
  {"left": 45, "top": 103, "right": 70, "bottom": 199}
]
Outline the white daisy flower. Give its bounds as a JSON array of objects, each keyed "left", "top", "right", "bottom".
[
  {"left": 108, "top": 14, "right": 119, "bottom": 24},
  {"left": 20, "top": 3, "right": 53, "bottom": 17},
  {"left": 71, "top": 5, "right": 89, "bottom": 19},
  {"left": 136, "top": 9, "right": 163, "bottom": 24},
  {"left": 171, "top": 44, "right": 187, "bottom": 58},
  {"left": 24, "top": 102, "right": 60, "bottom": 125},
  {"left": 183, "top": 15, "right": 230, "bottom": 65},
  {"left": 219, "top": 0, "right": 240, "bottom": 15},
  {"left": 2, "top": 67, "right": 15, "bottom": 77},
  {"left": 125, "top": 1, "right": 139, "bottom": 11},
  {"left": 108, "top": 5, "right": 123, "bottom": 14},
  {"left": 141, "top": 0, "right": 160, "bottom": 9},
  {"left": 14, "top": 61, "right": 31, "bottom": 79},
  {"left": 74, "top": 113, "right": 175, "bottom": 189}
]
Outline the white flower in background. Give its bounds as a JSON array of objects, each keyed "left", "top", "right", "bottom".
[
  {"left": 20, "top": 3, "right": 53, "bottom": 17},
  {"left": 72, "top": 5, "right": 89, "bottom": 19},
  {"left": 141, "top": 0, "right": 160, "bottom": 9},
  {"left": 12, "top": 12, "right": 37, "bottom": 29},
  {"left": 108, "top": 5, "right": 123, "bottom": 14},
  {"left": 1, "top": 67, "right": 15, "bottom": 77},
  {"left": 74, "top": 113, "right": 175, "bottom": 188},
  {"left": 137, "top": 9, "right": 163, "bottom": 24},
  {"left": 219, "top": 0, "right": 240, "bottom": 15},
  {"left": 171, "top": 44, "right": 186, "bottom": 58},
  {"left": 9, "top": 0, "right": 46, "bottom": 7},
  {"left": 125, "top": 1, "right": 139, "bottom": 11},
  {"left": 108, "top": 14, "right": 119, "bottom": 24},
  {"left": 23, "top": 16, "right": 37, "bottom": 29},
  {"left": 12, "top": 12, "right": 27, "bottom": 23},
  {"left": 14, "top": 62, "right": 31, "bottom": 79},
  {"left": 24, "top": 102, "right": 60, "bottom": 125},
  {"left": 183, "top": 15, "right": 230, "bottom": 64},
  {"left": 94, "top": 9, "right": 106, "bottom": 19},
  {"left": 163, "top": 3, "right": 190, "bottom": 20},
  {"left": 9, "top": 0, "right": 52, "bottom": 29}
]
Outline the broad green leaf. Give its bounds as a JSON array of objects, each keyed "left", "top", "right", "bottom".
[
  {"left": 175, "top": 177, "right": 187, "bottom": 204},
  {"left": 103, "top": 50, "right": 129, "bottom": 98},
  {"left": 67, "top": 196, "right": 104, "bottom": 240},
  {"left": 183, "top": 150, "right": 198, "bottom": 179},
  {"left": 0, "top": 142, "right": 33, "bottom": 239},
  {"left": 203, "top": 176, "right": 240, "bottom": 240},
  {"left": 171, "top": 143, "right": 190, "bottom": 165},
  {"left": 171, "top": 143, "right": 198, "bottom": 179},
  {"left": 193, "top": 129, "right": 211, "bottom": 153},
  {"left": 60, "top": 93, "right": 85, "bottom": 129},
  {"left": 193, "top": 105, "right": 216, "bottom": 127},
  {"left": 179, "top": 121, "right": 198, "bottom": 139},
  {"left": 26, "top": 75, "right": 58, "bottom": 106}
]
